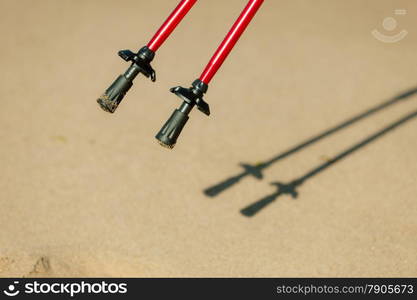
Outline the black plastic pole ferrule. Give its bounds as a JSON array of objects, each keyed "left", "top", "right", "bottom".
[
  {"left": 97, "top": 75, "right": 133, "bottom": 113},
  {"left": 155, "top": 105, "right": 191, "bottom": 149},
  {"left": 155, "top": 79, "right": 209, "bottom": 149},
  {"left": 97, "top": 46, "right": 156, "bottom": 113}
]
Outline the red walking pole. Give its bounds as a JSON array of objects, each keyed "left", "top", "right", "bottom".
[
  {"left": 156, "top": 0, "right": 264, "bottom": 149},
  {"left": 199, "top": 0, "right": 264, "bottom": 84},
  {"left": 147, "top": 0, "right": 197, "bottom": 52},
  {"left": 97, "top": 0, "right": 197, "bottom": 113}
]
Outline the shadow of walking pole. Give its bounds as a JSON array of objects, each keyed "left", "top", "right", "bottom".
[
  {"left": 240, "top": 108, "right": 417, "bottom": 217},
  {"left": 203, "top": 87, "right": 417, "bottom": 197}
]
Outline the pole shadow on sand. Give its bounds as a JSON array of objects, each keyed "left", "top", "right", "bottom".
[
  {"left": 241, "top": 108, "right": 417, "bottom": 216},
  {"left": 201, "top": 87, "right": 417, "bottom": 216},
  {"left": 204, "top": 87, "right": 417, "bottom": 197}
]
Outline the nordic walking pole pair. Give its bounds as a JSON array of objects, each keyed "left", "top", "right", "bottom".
[{"left": 97, "top": 0, "right": 265, "bottom": 149}]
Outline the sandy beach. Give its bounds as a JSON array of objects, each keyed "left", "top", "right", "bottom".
[{"left": 1, "top": 0, "right": 417, "bottom": 277}]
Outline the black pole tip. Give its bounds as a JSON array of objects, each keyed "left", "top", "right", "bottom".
[
  {"left": 97, "top": 75, "right": 133, "bottom": 114},
  {"left": 97, "top": 94, "right": 117, "bottom": 113},
  {"left": 155, "top": 109, "right": 189, "bottom": 149}
]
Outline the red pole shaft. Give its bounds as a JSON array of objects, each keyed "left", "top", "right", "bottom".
[
  {"left": 147, "top": 0, "right": 197, "bottom": 52},
  {"left": 199, "top": 0, "right": 264, "bottom": 84}
]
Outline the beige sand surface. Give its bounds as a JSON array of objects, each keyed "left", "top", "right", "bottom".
[{"left": 1, "top": 0, "right": 417, "bottom": 277}]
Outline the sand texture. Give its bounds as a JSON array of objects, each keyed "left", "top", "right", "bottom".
[{"left": 1, "top": 0, "right": 417, "bottom": 277}]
